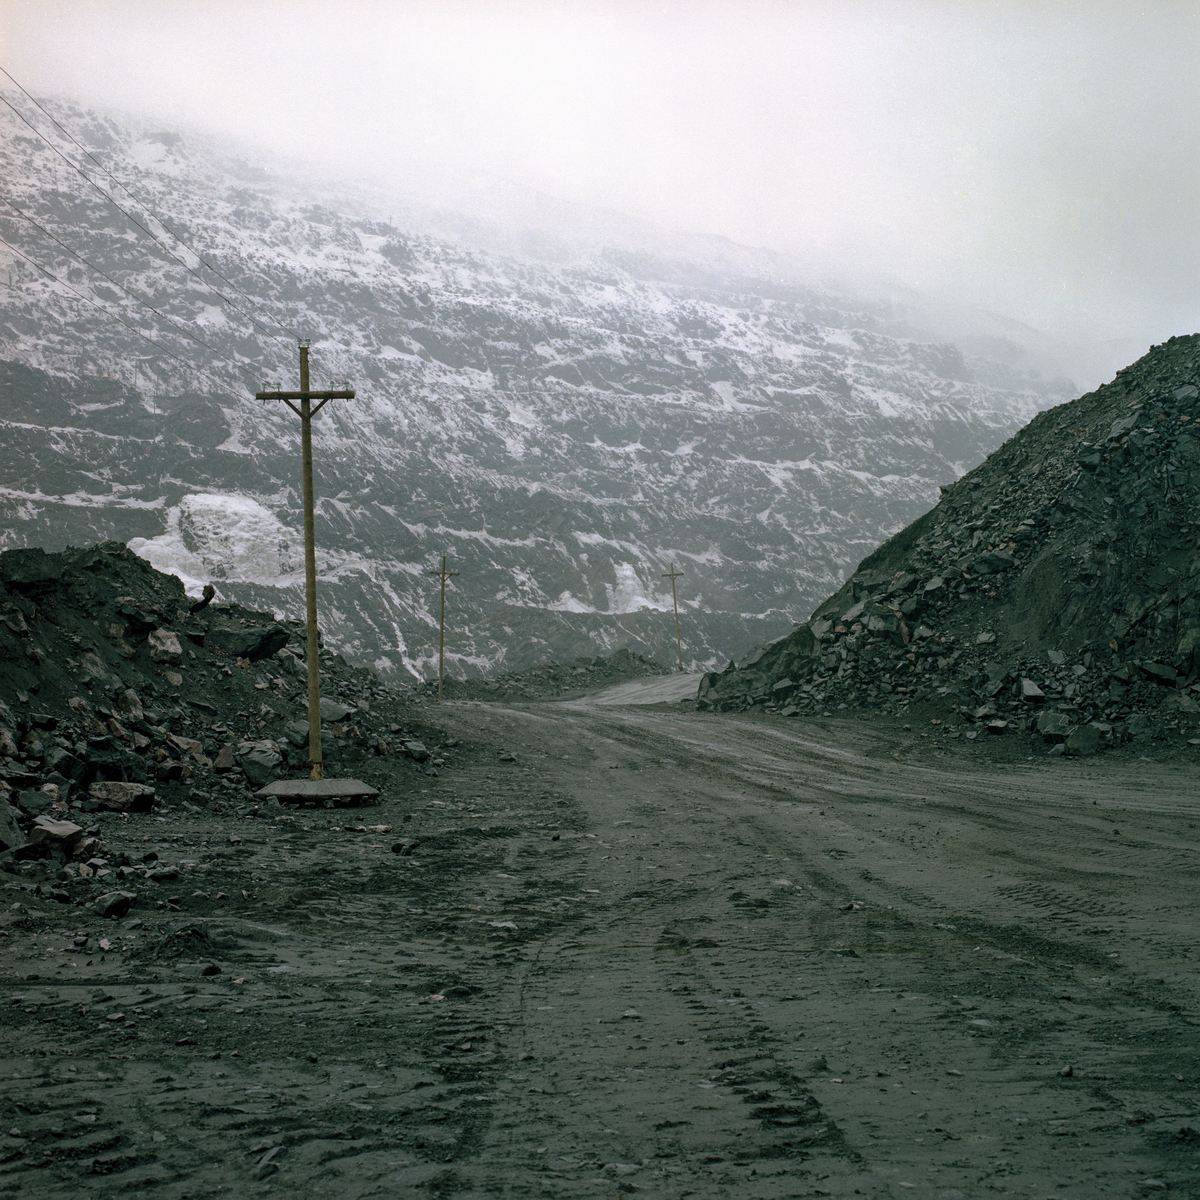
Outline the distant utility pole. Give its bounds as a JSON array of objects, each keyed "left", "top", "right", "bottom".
[
  {"left": 663, "top": 564, "right": 685, "bottom": 672},
  {"left": 256, "top": 341, "right": 354, "bottom": 779},
  {"left": 426, "top": 554, "right": 459, "bottom": 699}
]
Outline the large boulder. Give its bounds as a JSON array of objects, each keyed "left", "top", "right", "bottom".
[
  {"left": 402, "top": 740, "right": 430, "bottom": 763},
  {"left": 1065, "top": 724, "right": 1102, "bottom": 756},
  {"left": 89, "top": 781, "right": 156, "bottom": 812},
  {"left": 26, "top": 815, "right": 84, "bottom": 855},
  {"left": 284, "top": 719, "right": 310, "bottom": 748},
  {"left": 94, "top": 891, "right": 137, "bottom": 919},
  {"left": 973, "top": 548, "right": 1016, "bottom": 575},
  {"left": 207, "top": 623, "right": 290, "bottom": 662},
  {"left": 236, "top": 740, "right": 283, "bottom": 786},
  {"left": 1036, "top": 711, "right": 1074, "bottom": 742},
  {"left": 15, "top": 789, "right": 54, "bottom": 816}
]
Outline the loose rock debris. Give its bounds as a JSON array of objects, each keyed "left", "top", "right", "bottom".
[{"left": 702, "top": 334, "right": 1200, "bottom": 759}]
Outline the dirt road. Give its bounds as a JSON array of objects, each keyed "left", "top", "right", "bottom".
[{"left": 3, "top": 680, "right": 1199, "bottom": 1198}]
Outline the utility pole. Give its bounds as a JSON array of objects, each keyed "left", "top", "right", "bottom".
[
  {"left": 663, "top": 564, "right": 685, "bottom": 672},
  {"left": 256, "top": 341, "right": 354, "bottom": 779},
  {"left": 426, "top": 554, "right": 459, "bottom": 699}
]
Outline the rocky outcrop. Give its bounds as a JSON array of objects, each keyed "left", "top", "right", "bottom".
[{"left": 701, "top": 335, "right": 1200, "bottom": 752}]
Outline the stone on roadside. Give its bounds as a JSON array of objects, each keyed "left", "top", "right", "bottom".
[
  {"left": 1021, "top": 678, "right": 1045, "bottom": 702},
  {"left": 27, "top": 815, "right": 84, "bottom": 854},
  {"left": 403, "top": 740, "right": 429, "bottom": 763},
  {"left": 319, "top": 698, "right": 354, "bottom": 721},
  {"left": 117, "top": 689, "right": 144, "bottom": 720},
  {"left": 89, "top": 781, "right": 156, "bottom": 812},
  {"left": 213, "top": 744, "right": 236, "bottom": 771},
  {"left": 1065, "top": 725, "right": 1102, "bottom": 756},
  {"left": 94, "top": 890, "right": 137, "bottom": 919},
  {"left": 236, "top": 740, "right": 283, "bottom": 786}
]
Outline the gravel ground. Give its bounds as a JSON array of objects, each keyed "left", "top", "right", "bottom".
[{"left": 2, "top": 678, "right": 1198, "bottom": 1199}]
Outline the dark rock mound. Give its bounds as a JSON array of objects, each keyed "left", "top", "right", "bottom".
[
  {"left": 701, "top": 334, "right": 1200, "bottom": 752},
  {"left": 0, "top": 541, "right": 454, "bottom": 871}
]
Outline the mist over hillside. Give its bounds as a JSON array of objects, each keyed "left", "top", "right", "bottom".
[{"left": 0, "top": 98, "right": 1076, "bottom": 678}]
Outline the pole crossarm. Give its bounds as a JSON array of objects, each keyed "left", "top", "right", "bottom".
[
  {"left": 255, "top": 389, "right": 354, "bottom": 419},
  {"left": 255, "top": 390, "right": 356, "bottom": 400}
]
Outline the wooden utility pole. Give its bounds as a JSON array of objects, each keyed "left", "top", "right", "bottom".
[
  {"left": 256, "top": 341, "right": 354, "bottom": 779},
  {"left": 663, "top": 564, "right": 685, "bottom": 672},
  {"left": 426, "top": 554, "right": 459, "bottom": 699}
]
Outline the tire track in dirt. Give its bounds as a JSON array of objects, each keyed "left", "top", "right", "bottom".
[{"left": 5, "top": 697, "right": 1200, "bottom": 1197}]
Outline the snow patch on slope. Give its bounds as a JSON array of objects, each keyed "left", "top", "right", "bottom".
[
  {"left": 129, "top": 493, "right": 297, "bottom": 595},
  {"left": 606, "top": 563, "right": 670, "bottom": 614}
]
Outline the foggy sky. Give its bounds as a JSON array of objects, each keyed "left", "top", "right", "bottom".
[{"left": 3, "top": 1, "right": 1198, "bottom": 376}]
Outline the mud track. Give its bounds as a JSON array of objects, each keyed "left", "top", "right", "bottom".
[{"left": 3, "top": 678, "right": 1198, "bottom": 1198}]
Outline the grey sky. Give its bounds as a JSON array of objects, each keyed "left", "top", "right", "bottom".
[{"left": 3, "top": 1, "right": 1198, "bottom": 372}]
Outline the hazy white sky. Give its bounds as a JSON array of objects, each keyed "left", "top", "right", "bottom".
[{"left": 2, "top": 0, "right": 1198, "bottom": 355}]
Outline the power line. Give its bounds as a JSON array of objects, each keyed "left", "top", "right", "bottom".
[
  {"left": 0, "top": 83, "right": 294, "bottom": 350},
  {"left": 1, "top": 194, "right": 228, "bottom": 361},
  {"left": 0, "top": 64, "right": 298, "bottom": 345},
  {"left": 0, "top": 233, "right": 253, "bottom": 398}
]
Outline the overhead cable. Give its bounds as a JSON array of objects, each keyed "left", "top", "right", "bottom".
[
  {"left": 0, "top": 233, "right": 255, "bottom": 398},
  {"left": 0, "top": 64, "right": 298, "bottom": 344},
  {"left": 0, "top": 83, "right": 294, "bottom": 349},
  {"left": 1, "top": 194, "right": 228, "bottom": 359}
]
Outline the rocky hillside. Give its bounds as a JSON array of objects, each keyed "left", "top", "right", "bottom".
[
  {"left": 0, "top": 97, "right": 1073, "bottom": 678},
  {"left": 0, "top": 540, "right": 673, "bottom": 877},
  {"left": 700, "top": 335, "right": 1200, "bottom": 754}
]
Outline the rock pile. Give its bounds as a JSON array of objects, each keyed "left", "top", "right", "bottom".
[
  {"left": 0, "top": 542, "right": 455, "bottom": 891},
  {"left": 700, "top": 334, "right": 1200, "bottom": 754}
]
